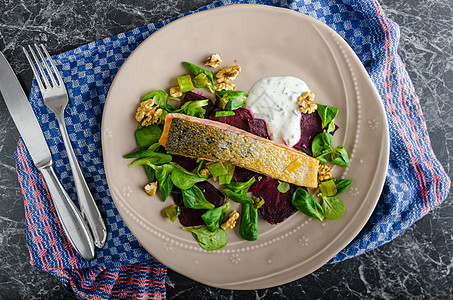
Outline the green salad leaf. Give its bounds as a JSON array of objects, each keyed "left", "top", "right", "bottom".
[
  {"left": 330, "top": 145, "right": 350, "bottom": 167},
  {"left": 182, "top": 62, "right": 215, "bottom": 93},
  {"left": 182, "top": 185, "right": 215, "bottom": 210},
  {"left": 183, "top": 226, "right": 228, "bottom": 251},
  {"left": 202, "top": 202, "right": 231, "bottom": 232},
  {"left": 291, "top": 188, "right": 324, "bottom": 221},
  {"left": 224, "top": 177, "right": 256, "bottom": 195},
  {"left": 154, "top": 164, "right": 174, "bottom": 201},
  {"left": 321, "top": 196, "right": 345, "bottom": 220},
  {"left": 328, "top": 178, "right": 353, "bottom": 196},
  {"left": 135, "top": 125, "right": 163, "bottom": 149},
  {"left": 239, "top": 203, "right": 259, "bottom": 241},
  {"left": 317, "top": 104, "right": 338, "bottom": 130},
  {"left": 170, "top": 163, "right": 207, "bottom": 190},
  {"left": 311, "top": 130, "right": 350, "bottom": 167},
  {"left": 174, "top": 99, "right": 209, "bottom": 118},
  {"left": 216, "top": 90, "right": 248, "bottom": 111},
  {"left": 223, "top": 189, "right": 254, "bottom": 205}
]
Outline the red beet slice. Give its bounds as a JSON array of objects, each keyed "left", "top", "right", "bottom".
[
  {"left": 171, "top": 154, "right": 197, "bottom": 172},
  {"left": 171, "top": 181, "right": 225, "bottom": 227},
  {"left": 208, "top": 107, "right": 253, "bottom": 131},
  {"left": 182, "top": 91, "right": 214, "bottom": 118},
  {"left": 232, "top": 167, "right": 267, "bottom": 193},
  {"left": 293, "top": 112, "right": 323, "bottom": 156},
  {"left": 248, "top": 118, "right": 270, "bottom": 140},
  {"left": 293, "top": 112, "right": 339, "bottom": 156},
  {"left": 254, "top": 179, "right": 298, "bottom": 224}
]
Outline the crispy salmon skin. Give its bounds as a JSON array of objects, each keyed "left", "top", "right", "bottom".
[{"left": 159, "top": 113, "right": 319, "bottom": 189}]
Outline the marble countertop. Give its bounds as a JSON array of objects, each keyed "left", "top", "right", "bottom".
[{"left": 1, "top": 1, "right": 452, "bottom": 299}]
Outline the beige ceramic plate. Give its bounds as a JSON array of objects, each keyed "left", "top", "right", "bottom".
[{"left": 102, "top": 4, "right": 389, "bottom": 290}]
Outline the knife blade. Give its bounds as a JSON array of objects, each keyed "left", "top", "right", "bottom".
[{"left": 0, "top": 50, "right": 95, "bottom": 260}]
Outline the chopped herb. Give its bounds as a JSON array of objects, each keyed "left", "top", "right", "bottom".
[
  {"left": 215, "top": 110, "right": 236, "bottom": 117},
  {"left": 284, "top": 159, "right": 303, "bottom": 174},
  {"left": 163, "top": 205, "right": 181, "bottom": 222},
  {"left": 193, "top": 73, "right": 209, "bottom": 88},
  {"left": 177, "top": 74, "right": 195, "bottom": 93},
  {"left": 319, "top": 180, "right": 337, "bottom": 197}
]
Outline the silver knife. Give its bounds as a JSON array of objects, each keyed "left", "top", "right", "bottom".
[{"left": 0, "top": 50, "right": 95, "bottom": 260}]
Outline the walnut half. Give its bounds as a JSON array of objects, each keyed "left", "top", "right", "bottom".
[
  {"left": 144, "top": 182, "right": 158, "bottom": 197},
  {"left": 135, "top": 99, "right": 163, "bottom": 126},
  {"left": 216, "top": 65, "right": 241, "bottom": 83},
  {"left": 205, "top": 53, "right": 223, "bottom": 68},
  {"left": 215, "top": 83, "right": 236, "bottom": 91},
  {"left": 318, "top": 164, "right": 333, "bottom": 181},
  {"left": 221, "top": 210, "right": 240, "bottom": 230},
  {"left": 298, "top": 91, "right": 317, "bottom": 114}
]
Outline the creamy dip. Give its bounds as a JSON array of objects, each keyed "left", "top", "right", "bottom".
[{"left": 245, "top": 76, "right": 310, "bottom": 146}]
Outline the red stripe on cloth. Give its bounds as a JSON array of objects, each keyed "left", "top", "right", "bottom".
[
  {"left": 16, "top": 142, "right": 50, "bottom": 269},
  {"left": 377, "top": 5, "right": 432, "bottom": 215},
  {"left": 110, "top": 290, "right": 166, "bottom": 299},
  {"left": 372, "top": 0, "right": 430, "bottom": 214},
  {"left": 68, "top": 266, "right": 166, "bottom": 297},
  {"left": 19, "top": 140, "right": 70, "bottom": 269},
  {"left": 32, "top": 171, "right": 65, "bottom": 270},
  {"left": 72, "top": 268, "right": 116, "bottom": 294},
  {"left": 120, "top": 264, "right": 167, "bottom": 275},
  {"left": 115, "top": 277, "right": 166, "bottom": 287},
  {"left": 52, "top": 270, "right": 105, "bottom": 300},
  {"left": 401, "top": 63, "right": 446, "bottom": 205},
  {"left": 38, "top": 171, "right": 79, "bottom": 269},
  {"left": 396, "top": 58, "right": 441, "bottom": 206},
  {"left": 16, "top": 165, "right": 40, "bottom": 268}
]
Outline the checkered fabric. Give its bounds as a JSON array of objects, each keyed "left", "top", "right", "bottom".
[{"left": 14, "top": 0, "right": 450, "bottom": 298}]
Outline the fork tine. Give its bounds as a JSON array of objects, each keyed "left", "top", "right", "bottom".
[
  {"left": 40, "top": 44, "right": 64, "bottom": 87},
  {"left": 26, "top": 44, "right": 51, "bottom": 89},
  {"left": 22, "top": 46, "right": 46, "bottom": 91},
  {"left": 34, "top": 44, "right": 59, "bottom": 88}
]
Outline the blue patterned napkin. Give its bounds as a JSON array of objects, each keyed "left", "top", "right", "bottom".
[{"left": 14, "top": 0, "right": 450, "bottom": 298}]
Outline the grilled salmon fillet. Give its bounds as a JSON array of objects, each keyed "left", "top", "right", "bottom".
[{"left": 159, "top": 113, "right": 319, "bottom": 189}]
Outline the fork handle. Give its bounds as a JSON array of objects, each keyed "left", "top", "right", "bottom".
[
  {"left": 57, "top": 117, "right": 107, "bottom": 248},
  {"left": 40, "top": 165, "right": 95, "bottom": 260}
]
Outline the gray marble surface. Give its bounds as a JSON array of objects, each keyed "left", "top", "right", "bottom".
[{"left": 0, "top": 0, "right": 452, "bottom": 299}]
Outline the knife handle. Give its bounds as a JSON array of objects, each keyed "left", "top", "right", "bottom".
[
  {"left": 56, "top": 117, "right": 107, "bottom": 248},
  {"left": 40, "top": 164, "right": 95, "bottom": 260}
]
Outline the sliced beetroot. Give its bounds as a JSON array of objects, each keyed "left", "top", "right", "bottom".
[
  {"left": 254, "top": 179, "right": 298, "bottom": 224},
  {"left": 232, "top": 167, "right": 267, "bottom": 193},
  {"left": 208, "top": 107, "right": 253, "bottom": 131},
  {"left": 171, "top": 154, "right": 197, "bottom": 172},
  {"left": 182, "top": 91, "right": 214, "bottom": 118},
  {"left": 196, "top": 181, "right": 225, "bottom": 207},
  {"left": 248, "top": 118, "right": 270, "bottom": 140},
  {"left": 293, "top": 112, "right": 323, "bottom": 156},
  {"left": 171, "top": 181, "right": 225, "bottom": 227}
]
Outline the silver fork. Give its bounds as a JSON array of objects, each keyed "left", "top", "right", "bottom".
[{"left": 24, "top": 44, "right": 107, "bottom": 249}]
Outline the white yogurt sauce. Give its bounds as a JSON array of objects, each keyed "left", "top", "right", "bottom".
[{"left": 245, "top": 76, "right": 310, "bottom": 146}]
